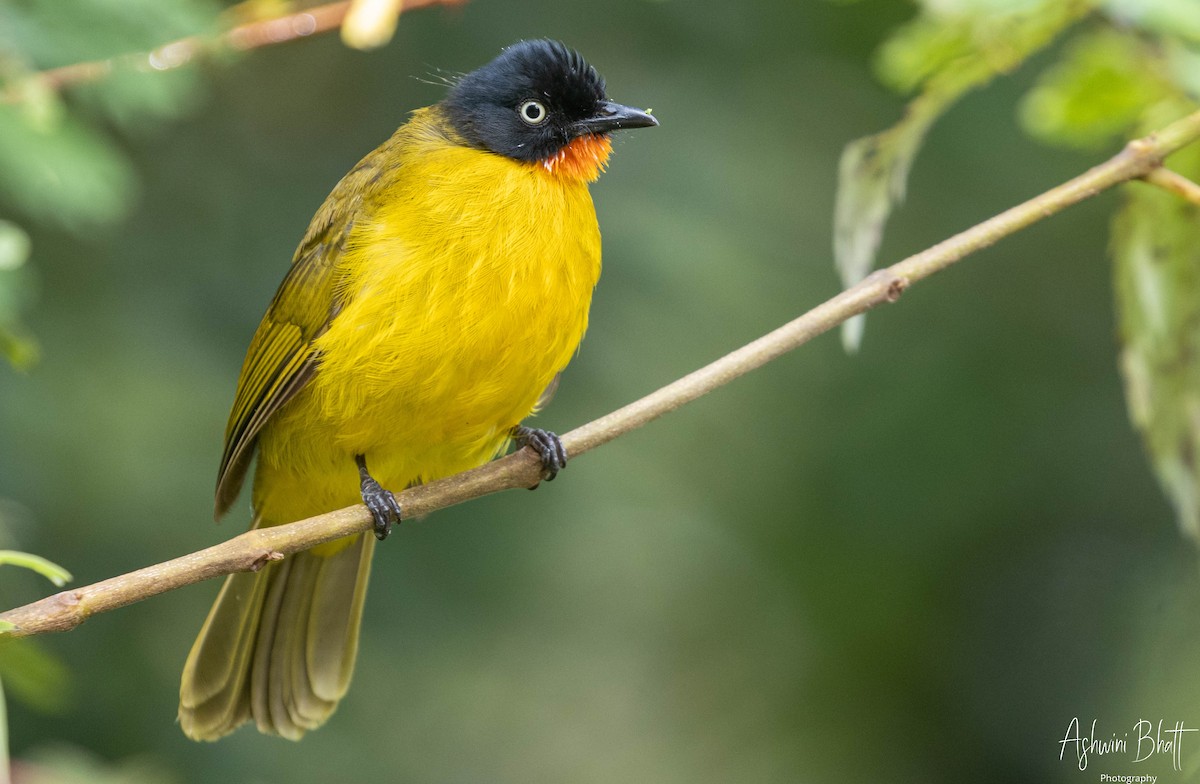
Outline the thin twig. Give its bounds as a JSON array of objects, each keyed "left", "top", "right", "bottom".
[
  {"left": 3, "top": 109, "right": 1200, "bottom": 639},
  {"left": 18, "top": 0, "right": 465, "bottom": 97},
  {"left": 1141, "top": 166, "right": 1200, "bottom": 206}
]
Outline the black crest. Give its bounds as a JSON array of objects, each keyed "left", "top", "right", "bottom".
[{"left": 442, "top": 40, "right": 609, "bottom": 163}]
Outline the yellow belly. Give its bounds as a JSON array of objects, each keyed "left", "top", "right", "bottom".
[{"left": 253, "top": 122, "right": 601, "bottom": 526}]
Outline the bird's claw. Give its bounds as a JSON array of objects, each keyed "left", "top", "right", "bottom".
[{"left": 512, "top": 426, "right": 567, "bottom": 482}]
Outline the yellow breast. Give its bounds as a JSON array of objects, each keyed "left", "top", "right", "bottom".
[{"left": 253, "top": 109, "right": 601, "bottom": 524}]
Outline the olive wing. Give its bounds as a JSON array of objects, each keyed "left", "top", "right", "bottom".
[{"left": 214, "top": 157, "right": 381, "bottom": 519}]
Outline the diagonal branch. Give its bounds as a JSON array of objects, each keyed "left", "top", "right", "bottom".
[{"left": 3, "top": 109, "right": 1200, "bottom": 639}]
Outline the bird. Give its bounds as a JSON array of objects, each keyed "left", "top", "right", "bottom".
[{"left": 178, "top": 39, "right": 657, "bottom": 741}]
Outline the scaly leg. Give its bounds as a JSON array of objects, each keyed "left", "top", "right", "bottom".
[{"left": 355, "top": 454, "right": 402, "bottom": 540}]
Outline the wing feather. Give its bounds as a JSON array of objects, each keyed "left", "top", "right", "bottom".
[{"left": 214, "top": 150, "right": 389, "bottom": 519}]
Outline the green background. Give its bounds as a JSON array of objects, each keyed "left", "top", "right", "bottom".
[{"left": 2, "top": 1, "right": 1198, "bottom": 781}]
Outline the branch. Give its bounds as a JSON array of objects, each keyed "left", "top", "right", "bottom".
[
  {"left": 4, "top": 109, "right": 1200, "bottom": 638},
  {"left": 14, "top": 0, "right": 466, "bottom": 98},
  {"left": 1141, "top": 166, "right": 1200, "bottom": 206}
]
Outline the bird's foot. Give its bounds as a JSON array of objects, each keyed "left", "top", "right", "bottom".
[
  {"left": 512, "top": 425, "right": 567, "bottom": 482},
  {"left": 355, "top": 454, "right": 402, "bottom": 540}
]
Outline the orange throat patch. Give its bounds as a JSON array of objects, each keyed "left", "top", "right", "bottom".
[{"left": 539, "top": 134, "right": 613, "bottom": 182}]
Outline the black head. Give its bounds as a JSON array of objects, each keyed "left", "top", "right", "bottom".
[{"left": 442, "top": 40, "right": 657, "bottom": 163}]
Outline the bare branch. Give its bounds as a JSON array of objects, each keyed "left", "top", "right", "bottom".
[
  {"left": 1141, "top": 166, "right": 1200, "bottom": 206},
  {"left": 3, "top": 109, "right": 1200, "bottom": 639}
]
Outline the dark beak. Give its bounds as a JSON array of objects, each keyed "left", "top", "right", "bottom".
[{"left": 573, "top": 101, "right": 659, "bottom": 136}]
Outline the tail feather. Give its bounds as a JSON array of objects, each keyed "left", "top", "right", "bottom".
[
  {"left": 179, "top": 533, "right": 374, "bottom": 741},
  {"left": 252, "top": 553, "right": 302, "bottom": 739},
  {"left": 307, "top": 533, "right": 373, "bottom": 700},
  {"left": 179, "top": 569, "right": 269, "bottom": 739}
]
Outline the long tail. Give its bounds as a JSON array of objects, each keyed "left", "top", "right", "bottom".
[{"left": 179, "top": 533, "right": 374, "bottom": 741}]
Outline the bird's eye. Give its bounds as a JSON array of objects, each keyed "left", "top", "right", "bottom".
[{"left": 518, "top": 100, "right": 548, "bottom": 125}]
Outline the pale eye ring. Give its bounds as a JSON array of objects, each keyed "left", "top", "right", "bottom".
[{"left": 518, "top": 100, "right": 548, "bottom": 125}]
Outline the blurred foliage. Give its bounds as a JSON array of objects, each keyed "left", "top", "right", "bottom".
[
  {"left": 12, "top": 745, "right": 178, "bottom": 784},
  {"left": 0, "top": 98, "right": 136, "bottom": 230},
  {"left": 836, "top": 0, "right": 1200, "bottom": 540},
  {"left": 1023, "top": 0, "right": 1200, "bottom": 546},
  {"left": 1113, "top": 109, "right": 1200, "bottom": 541},
  {"left": 0, "top": 221, "right": 36, "bottom": 370},
  {"left": 0, "top": 0, "right": 218, "bottom": 744},
  {"left": 0, "top": 540, "right": 73, "bottom": 784},
  {"left": 1018, "top": 27, "right": 1173, "bottom": 149},
  {"left": 834, "top": 0, "right": 1090, "bottom": 350},
  {"left": 0, "top": 641, "right": 70, "bottom": 717},
  {"left": 0, "top": 0, "right": 217, "bottom": 66},
  {"left": 0, "top": 0, "right": 218, "bottom": 369}
]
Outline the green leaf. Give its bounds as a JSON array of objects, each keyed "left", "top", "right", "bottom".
[
  {"left": 0, "top": 325, "right": 39, "bottom": 371},
  {"left": 0, "top": 639, "right": 70, "bottom": 714},
  {"left": 0, "top": 234, "right": 39, "bottom": 370},
  {"left": 0, "top": 0, "right": 220, "bottom": 69},
  {"left": 837, "top": 0, "right": 1094, "bottom": 350},
  {"left": 0, "top": 103, "right": 136, "bottom": 231},
  {"left": 873, "top": 15, "right": 978, "bottom": 93},
  {"left": 1019, "top": 28, "right": 1170, "bottom": 150},
  {"left": 1113, "top": 122, "right": 1200, "bottom": 541},
  {"left": 834, "top": 95, "right": 944, "bottom": 352},
  {"left": 915, "top": 0, "right": 1054, "bottom": 12},
  {"left": 875, "top": 0, "right": 1096, "bottom": 94},
  {"left": 1101, "top": 0, "right": 1200, "bottom": 43},
  {"left": 0, "top": 551, "right": 72, "bottom": 587},
  {"left": 1163, "top": 38, "right": 1200, "bottom": 98},
  {"left": 0, "top": 221, "right": 30, "bottom": 272}
]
